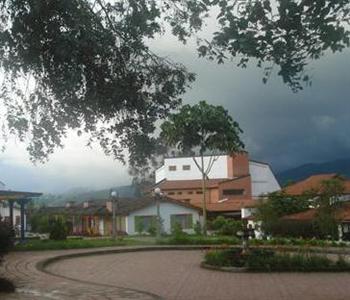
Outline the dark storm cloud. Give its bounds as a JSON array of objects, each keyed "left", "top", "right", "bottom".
[{"left": 162, "top": 46, "right": 350, "bottom": 172}]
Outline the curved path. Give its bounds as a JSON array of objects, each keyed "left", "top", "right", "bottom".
[{"left": 2, "top": 246, "right": 350, "bottom": 299}]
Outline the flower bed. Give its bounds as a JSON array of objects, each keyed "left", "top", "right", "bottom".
[{"left": 203, "top": 248, "right": 350, "bottom": 272}]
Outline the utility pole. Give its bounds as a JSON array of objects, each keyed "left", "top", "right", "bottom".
[
  {"left": 154, "top": 187, "right": 162, "bottom": 239},
  {"left": 111, "top": 190, "right": 118, "bottom": 240}
]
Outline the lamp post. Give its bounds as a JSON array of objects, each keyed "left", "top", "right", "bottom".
[
  {"left": 237, "top": 221, "right": 255, "bottom": 254},
  {"left": 110, "top": 190, "right": 118, "bottom": 240},
  {"left": 154, "top": 187, "right": 162, "bottom": 239}
]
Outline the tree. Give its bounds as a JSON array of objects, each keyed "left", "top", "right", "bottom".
[
  {"left": 313, "top": 178, "right": 345, "bottom": 239},
  {"left": 160, "top": 101, "right": 244, "bottom": 234},
  {"left": 197, "top": 0, "right": 350, "bottom": 92},
  {"left": 256, "top": 191, "right": 310, "bottom": 236},
  {"left": 0, "top": 1, "right": 348, "bottom": 164}
]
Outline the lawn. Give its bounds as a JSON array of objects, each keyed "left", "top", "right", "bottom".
[{"left": 14, "top": 236, "right": 156, "bottom": 251}]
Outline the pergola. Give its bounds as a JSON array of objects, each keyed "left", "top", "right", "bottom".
[{"left": 0, "top": 190, "right": 42, "bottom": 241}]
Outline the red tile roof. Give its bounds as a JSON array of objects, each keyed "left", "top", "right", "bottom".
[
  {"left": 283, "top": 174, "right": 350, "bottom": 196},
  {"left": 157, "top": 177, "right": 250, "bottom": 190},
  {"left": 281, "top": 209, "right": 317, "bottom": 221},
  {"left": 158, "top": 178, "right": 227, "bottom": 190},
  {"left": 191, "top": 199, "right": 259, "bottom": 212},
  {"left": 282, "top": 202, "right": 350, "bottom": 222}
]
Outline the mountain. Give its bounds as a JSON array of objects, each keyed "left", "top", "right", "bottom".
[
  {"left": 276, "top": 158, "right": 350, "bottom": 186},
  {"left": 34, "top": 185, "right": 136, "bottom": 206}
]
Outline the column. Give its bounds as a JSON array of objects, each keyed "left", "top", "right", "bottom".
[
  {"left": 8, "top": 200, "right": 14, "bottom": 227},
  {"left": 20, "top": 199, "right": 26, "bottom": 241}
]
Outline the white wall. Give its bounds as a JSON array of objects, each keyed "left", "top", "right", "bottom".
[
  {"left": 126, "top": 202, "right": 201, "bottom": 235},
  {"left": 155, "top": 165, "right": 166, "bottom": 184},
  {"left": 249, "top": 161, "right": 281, "bottom": 197},
  {"left": 155, "top": 155, "right": 228, "bottom": 183},
  {"left": 0, "top": 201, "right": 22, "bottom": 226}
]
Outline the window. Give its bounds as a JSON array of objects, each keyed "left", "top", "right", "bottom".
[
  {"left": 188, "top": 191, "right": 193, "bottom": 194},
  {"left": 223, "top": 189, "right": 244, "bottom": 196},
  {"left": 177, "top": 191, "right": 182, "bottom": 195},
  {"left": 171, "top": 214, "right": 193, "bottom": 229},
  {"left": 196, "top": 190, "right": 203, "bottom": 194},
  {"left": 168, "top": 165, "right": 177, "bottom": 171},
  {"left": 168, "top": 192, "right": 175, "bottom": 195},
  {"left": 182, "top": 165, "right": 191, "bottom": 171},
  {"left": 134, "top": 215, "right": 156, "bottom": 233}
]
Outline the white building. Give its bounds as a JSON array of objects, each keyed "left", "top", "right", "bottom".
[{"left": 155, "top": 153, "right": 280, "bottom": 217}]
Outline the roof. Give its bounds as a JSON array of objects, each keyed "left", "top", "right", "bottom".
[
  {"left": 157, "top": 176, "right": 250, "bottom": 190},
  {"left": 37, "top": 196, "right": 201, "bottom": 216},
  {"left": 281, "top": 209, "right": 317, "bottom": 221},
  {"left": 0, "top": 190, "right": 42, "bottom": 201},
  {"left": 193, "top": 199, "right": 259, "bottom": 212},
  {"left": 157, "top": 179, "right": 226, "bottom": 190},
  {"left": 282, "top": 202, "right": 350, "bottom": 222},
  {"left": 283, "top": 174, "right": 350, "bottom": 196}
]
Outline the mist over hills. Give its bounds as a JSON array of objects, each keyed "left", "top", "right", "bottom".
[
  {"left": 35, "top": 185, "right": 136, "bottom": 206},
  {"left": 276, "top": 158, "right": 350, "bottom": 186}
]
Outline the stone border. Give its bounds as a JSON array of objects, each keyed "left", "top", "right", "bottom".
[
  {"left": 36, "top": 245, "right": 216, "bottom": 271},
  {"left": 200, "top": 262, "right": 248, "bottom": 273},
  {"left": 36, "top": 244, "right": 350, "bottom": 277}
]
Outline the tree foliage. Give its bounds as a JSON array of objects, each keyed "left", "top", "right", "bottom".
[
  {"left": 160, "top": 100, "right": 244, "bottom": 234},
  {"left": 0, "top": 0, "right": 349, "bottom": 164},
  {"left": 198, "top": 0, "right": 350, "bottom": 92},
  {"left": 256, "top": 191, "right": 310, "bottom": 235},
  {"left": 160, "top": 100, "right": 244, "bottom": 155},
  {"left": 0, "top": 0, "right": 196, "bottom": 165},
  {"left": 313, "top": 178, "right": 345, "bottom": 239},
  {"left": 0, "top": 217, "right": 14, "bottom": 264}
]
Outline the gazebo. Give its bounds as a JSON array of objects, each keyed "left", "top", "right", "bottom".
[{"left": 0, "top": 190, "right": 42, "bottom": 241}]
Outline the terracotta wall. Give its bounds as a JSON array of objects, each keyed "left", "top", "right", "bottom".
[
  {"left": 164, "top": 187, "right": 218, "bottom": 206},
  {"left": 218, "top": 176, "right": 252, "bottom": 200},
  {"left": 227, "top": 152, "right": 249, "bottom": 178}
]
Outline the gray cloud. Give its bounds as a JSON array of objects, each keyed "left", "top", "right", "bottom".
[
  {"left": 1, "top": 31, "right": 350, "bottom": 192},
  {"left": 163, "top": 44, "right": 350, "bottom": 172}
]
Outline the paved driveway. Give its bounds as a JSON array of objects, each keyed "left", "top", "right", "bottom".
[{"left": 1, "top": 247, "right": 350, "bottom": 299}]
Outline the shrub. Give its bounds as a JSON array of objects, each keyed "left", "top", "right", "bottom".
[
  {"left": 49, "top": 219, "right": 68, "bottom": 240},
  {"left": 205, "top": 248, "right": 245, "bottom": 267},
  {"left": 0, "top": 217, "right": 14, "bottom": 263},
  {"left": 193, "top": 221, "right": 202, "bottom": 235},
  {"left": 203, "top": 247, "right": 350, "bottom": 272},
  {"left": 147, "top": 224, "right": 156, "bottom": 236},
  {"left": 268, "top": 220, "right": 320, "bottom": 239},
  {"left": 30, "top": 213, "right": 51, "bottom": 233},
  {"left": 0, "top": 278, "right": 15, "bottom": 293},
  {"left": 135, "top": 217, "right": 144, "bottom": 235},
  {"left": 0, "top": 217, "right": 15, "bottom": 293},
  {"left": 209, "top": 216, "right": 242, "bottom": 236}
]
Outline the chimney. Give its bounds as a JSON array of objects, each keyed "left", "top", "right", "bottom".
[{"left": 227, "top": 152, "right": 249, "bottom": 178}]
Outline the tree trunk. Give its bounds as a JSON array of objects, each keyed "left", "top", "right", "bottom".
[{"left": 201, "top": 154, "right": 207, "bottom": 236}]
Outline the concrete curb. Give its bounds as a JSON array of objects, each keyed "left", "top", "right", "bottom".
[{"left": 200, "top": 262, "right": 248, "bottom": 273}]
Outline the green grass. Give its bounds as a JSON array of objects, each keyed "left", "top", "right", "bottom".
[
  {"left": 157, "top": 235, "right": 240, "bottom": 245},
  {"left": 14, "top": 236, "right": 156, "bottom": 251},
  {"left": 13, "top": 234, "right": 350, "bottom": 251}
]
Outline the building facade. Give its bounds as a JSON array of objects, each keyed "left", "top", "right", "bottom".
[
  {"left": 36, "top": 196, "right": 201, "bottom": 236},
  {"left": 155, "top": 153, "right": 280, "bottom": 217}
]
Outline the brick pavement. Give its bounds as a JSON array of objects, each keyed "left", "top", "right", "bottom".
[{"left": 1, "top": 246, "right": 350, "bottom": 300}]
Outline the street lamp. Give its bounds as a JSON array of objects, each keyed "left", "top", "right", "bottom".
[
  {"left": 110, "top": 189, "right": 118, "bottom": 240},
  {"left": 154, "top": 187, "right": 162, "bottom": 239}
]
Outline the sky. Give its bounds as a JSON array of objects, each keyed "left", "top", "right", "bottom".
[{"left": 0, "top": 14, "right": 350, "bottom": 193}]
